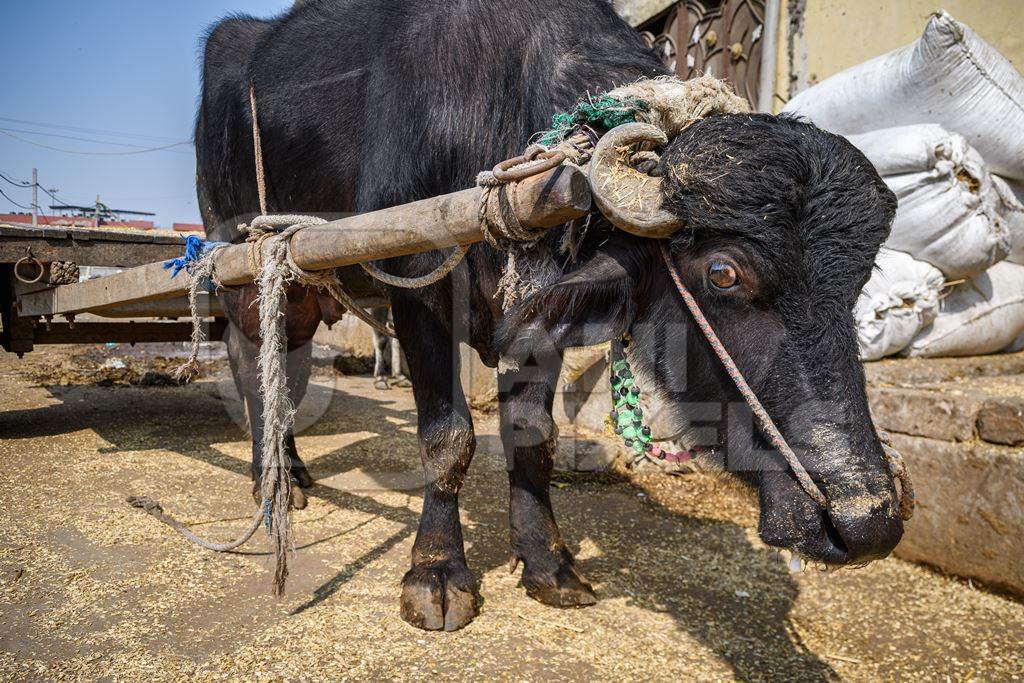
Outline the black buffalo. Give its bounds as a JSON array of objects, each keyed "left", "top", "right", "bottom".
[{"left": 196, "top": 0, "right": 902, "bottom": 631}]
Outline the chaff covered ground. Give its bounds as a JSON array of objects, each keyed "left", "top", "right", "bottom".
[{"left": 1, "top": 344, "right": 1021, "bottom": 681}]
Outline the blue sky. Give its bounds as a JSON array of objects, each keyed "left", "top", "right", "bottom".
[{"left": 0, "top": 1, "right": 292, "bottom": 227}]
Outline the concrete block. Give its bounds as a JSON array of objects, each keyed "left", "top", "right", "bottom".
[
  {"left": 977, "top": 398, "right": 1024, "bottom": 446},
  {"left": 865, "top": 351, "right": 1024, "bottom": 386},
  {"left": 891, "top": 433, "right": 1024, "bottom": 596},
  {"left": 868, "top": 386, "right": 980, "bottom": 442}
]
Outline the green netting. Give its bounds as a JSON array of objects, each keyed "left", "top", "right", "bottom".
[{"left": 537, "top": 95, "right": 648, "bottom": 146}]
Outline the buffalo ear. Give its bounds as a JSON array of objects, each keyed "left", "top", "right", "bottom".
[{"left": 498, "top": 247, "right": 640, "bottom": 359}]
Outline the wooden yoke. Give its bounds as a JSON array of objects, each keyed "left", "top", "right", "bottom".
[{"left": 16, "top": 165, "right": 591, "bottom": 319}]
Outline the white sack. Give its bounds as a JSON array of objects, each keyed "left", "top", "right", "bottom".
[
  {"left": 994, "top": 176, "right": 1024, "bottom": 265},
  {"left": 846, "top": 125, "right": 1009, "bottom": 279},
  {"left": 905, "top": 261, "right": 1024, "bottom": 358},
  {"left": 783, "top": 11, "right": 1024, "bottom": 180},
  {"left": 846, "top": 124, "right": 952, "bottom": 177},
  {"left": 855, "top": 248, "right": 944, "bottom": 361}
]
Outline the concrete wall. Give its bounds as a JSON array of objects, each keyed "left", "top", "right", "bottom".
[
  {"left": 314, "top": 318, "right": 376, "bottom": 358},
  {"left": 774, "top": 1, "right": 1024, "bottom": 107}
]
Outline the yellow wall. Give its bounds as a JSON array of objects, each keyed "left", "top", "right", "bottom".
[{"left": 774, "top": 2, "right": 1024, "bottom": 111}]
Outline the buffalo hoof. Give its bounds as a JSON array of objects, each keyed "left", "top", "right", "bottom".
[
  {"left": 291, "top": 463, "right": 315, "bottom": 489},
  {"left": 521, "top": 558, "right": 597, "bottom": 608},
  {"left": 392, "top": 374, "right": 412, "bottom": 389},
  {"left": 373, "top": 378, "right": 391, "bottom": 391},
  {"left": 250, "top": 482, "right": 309, "bottom": 510},
  {"left": 400, "top": 563, "right": 480, "bottom": 631},
  {"left": 290, "top": 484, "right": 308, "bottom": 510}
]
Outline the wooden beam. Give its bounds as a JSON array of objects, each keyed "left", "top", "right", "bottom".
[
  {"left": 0, "top": 223, "right": 187, "bottom": 245},
  {"left": 0, "top": 223, "right": 188, "bottom": 268},
  {"left": 17, "top": 165, "right": 590, "bottom": 318},
  {"left": 88, "top": 295, "right": 224, "bottom": 319},
  {"left": 17, "top": 260, "right": 195, "bottom": 317},
  {"left": 0, "top": 238, "right": 184, "bottom": 268},
  {"left": 32, "top": 321, "right": 226, "bottom": 345}
]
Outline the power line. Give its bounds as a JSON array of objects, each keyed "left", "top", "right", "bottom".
[
  {"left": 0, "top": 171, "right": 33, "bottom": 187},
  {"left": 0, "top": 115, "right": 185, "bottom": 143},
  {"left": 0, "top": 126, "right": 189, "bottom": 152},
  {"left": 0, "top": 186, "right": 33, "bottom": 210},
  {"left": 0, "top": 129, "right": 191, "bottom": 156},
  {"left": 37, "top": 183, "right": 76, "bottom": 208},
  {"left": 1, "top": 169, "right": 88, "bottom": 210}
]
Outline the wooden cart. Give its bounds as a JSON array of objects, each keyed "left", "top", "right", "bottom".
[{"left": 0, "top": 222, "right": 231, "bottom": 356}]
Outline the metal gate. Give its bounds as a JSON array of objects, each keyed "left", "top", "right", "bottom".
[{"left": 638, "top": 0, "right": 767, "bottom": 107}]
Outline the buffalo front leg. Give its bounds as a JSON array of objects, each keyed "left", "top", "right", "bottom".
[
  {"left": 223, "top": 297, "right": 317, "bottom": 508},
  {"left": 500, "top": 351, "right": 597, "bottom": 608},
  {"left": 391, "top": 293, "right": 480, "bottom": 631}
]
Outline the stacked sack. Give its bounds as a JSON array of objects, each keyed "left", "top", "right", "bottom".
[{"left": 783, "top": 11, "right": 1024, "bottom": 359}]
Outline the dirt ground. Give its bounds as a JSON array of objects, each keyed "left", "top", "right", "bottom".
[{"left": 1, "top": 344, "right": 1022, "bottom": 682}]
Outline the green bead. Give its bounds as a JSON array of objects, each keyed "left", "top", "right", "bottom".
[
  {"left": 617, "top": 412, "right": 634, "bottom": 428},
  {"left": 639, "top": 432, "right": 652, "bottom": 444},
  {"left": 632, "top": 440, "right": 646, "bottom": 454},
  {"left": 611, "top": 360, "right": 628, "bottom": 373},
  {"left": 621, "top": 425, "right": 638, "bottom": 440},
  {"left": 626, "top": 393, "right": 639, "bottom": 407},
  {"left": 622, "top": 378, "right": 634, "bottom": 389}
]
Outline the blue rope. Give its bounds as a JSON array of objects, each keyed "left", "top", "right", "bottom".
[
  {"left": 262, "top": 497, "right": 273, "bottom": 533},
  {"left": 163, "top": 235, "right": 226, "bottom": 278}
]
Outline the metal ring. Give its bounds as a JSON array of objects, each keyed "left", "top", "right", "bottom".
[
  {"left": 14, "top": 255, "right": 45, "bottom": 284},
  {"left": 492, "top": 149, "right": 566, "bottom": 183}
]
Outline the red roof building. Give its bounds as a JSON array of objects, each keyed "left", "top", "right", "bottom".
[{"left": 0, "top": 212, "right": 155, "bottom": 230}]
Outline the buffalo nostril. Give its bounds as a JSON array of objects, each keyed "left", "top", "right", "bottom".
[
  {"left": 828, "top": 511, "right": 904, "bottom": 563},
  {"left": 820, "top": 512, "right": 848, "bottom": 557}
]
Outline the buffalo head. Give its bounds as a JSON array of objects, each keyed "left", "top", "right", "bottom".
[{"left": 502, "top": 113, "right": 903, "bottom": 568}]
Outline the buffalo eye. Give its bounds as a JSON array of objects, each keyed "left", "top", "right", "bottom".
[{"left": 707, "top": 261, "right": 739, "bottom": 290}]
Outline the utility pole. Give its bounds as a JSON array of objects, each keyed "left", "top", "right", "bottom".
[
  {"left": 31, "top": 168, "right": 38, "bottom": 227},
  {"left": 94, "top": 195, "right": 101, "bottom": 226}
]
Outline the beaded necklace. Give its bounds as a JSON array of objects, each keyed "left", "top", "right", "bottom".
[{"left": 608, "top": 336, "right": 698, "bottom": 466}]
